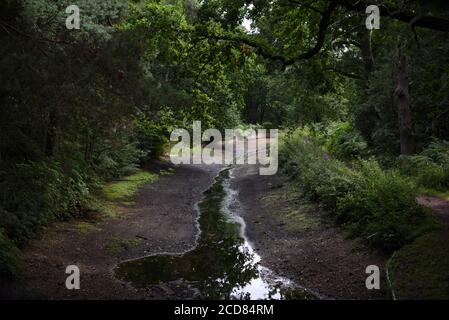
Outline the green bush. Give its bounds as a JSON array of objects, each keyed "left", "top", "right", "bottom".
[
  {"left": 0, "top": 161, "right": 91, "bottom": 247},
  {"left": 134, "top": 117, "right": 169, "bottom": 162},
  {"left": 94, "top": 142, "right": 145, "bottom": 180},
  {"left": 336, "top": 161, "right": 436, "bottom": 251},
  {"left": 279, "top": 128, "right": 356, "bottom": 209},
  {"left": 280, "top": 129, "right": 439, "bottom": 252},
  {"left": 317, "top": 121, "right": 369, "bottom": 161},
  {"left": 399, "top": 139, "right": 449, "bottom": 191},
  {"left": 0, "top": 125, "right": 150, "bottom": 275},
  {"left": 261, "top": 121, "right": 277, "bottom": 130},
  {"left": 417, "top": 164, "right": 449, "bottom": 190},
  {"left": 0, "top": 228, "right": 20, "bottom": 277},
  {"left": 421, "top": 139, "right": 449, "bottom": 164}
]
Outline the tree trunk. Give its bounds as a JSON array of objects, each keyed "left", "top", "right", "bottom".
[{"left": 394, "top": 53, "right": 414, "bottom": 155}]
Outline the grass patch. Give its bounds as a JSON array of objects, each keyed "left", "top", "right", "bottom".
[
  {"left": 160, "top": 168, "right": 175, "bottom": 176},
  {"left": 73, "top": 222, "right": 100, "bottom": 234},
  {"left": 281, "top": 208, "right": 321, "bottom": 232},
  {"left": 261, "top": 184, "right": 322, "bottom": 232},
  {"left": 103, "top": 170, "right": 158, "bottom": 203},
  {"left": 85, "top": 170, "right": 158, "bottom": 220},
  {"left": 87, "top": 198, "right": 121, "bottom": 219},
  {"left": 389, "top": 229, "right": 449, "bottom": 299},
  {"left": 420, "top": 188, "right": 449, "bottom": 201},
  {"left": 106, "top": 236, "right": 143, "bottom": 255}
]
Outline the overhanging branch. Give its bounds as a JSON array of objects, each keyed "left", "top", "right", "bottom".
[
  {"left": 209, "top": 1, "right": 338, "bottom": 66},
  {"left": 205, "top": 0, "right": 449, "bottom": 67},
  {"left": 337, "top": 0, "right": 449, "bottom": 32}
]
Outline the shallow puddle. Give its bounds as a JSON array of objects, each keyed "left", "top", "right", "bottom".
[{"left": 115, "top": 169, "right": 316, "bottom": 299}]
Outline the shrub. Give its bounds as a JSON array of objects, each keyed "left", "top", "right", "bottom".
[
  {"left": 421, "top": 139, "right": 449, "bottom": 164},
  {"left": 0, "top": 124, "right": 151, "bottom": 276},
  {"left": 280, "top": 129, "right": 439, "bottom": 252},
  {"left": 261, "top": 121, "right": 276, "bottom": 130},
  {"left": 336, "top": 161, "right": 436, "bottom": 251},
  {"left": 0, "top": 161, "right": 91, "bottom": 246},
  {"left": 319, "top": 121, "right": 369, "bottom": 161},
  {"left": 134, "top": 116, "right": 169, "bottom": 162},
  {"left": 0, "top": 228, "right": 20, "bottom": 278},
  {"left": 279, "top": 128, "right": 356, "bottom": 209},
  {"left": 94, "top": 142, "right": 145, "bottom": 180},
  {"left": 398, "top": 139, "right": 449, "bottom": 191}
]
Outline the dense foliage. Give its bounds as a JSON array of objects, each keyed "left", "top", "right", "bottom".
[
  {"left": 1, "top": 0, "right": 449, "bottom": 276},
  {"left": 399, "top": 140, "right": 449, "bottom": 191},
  {"left": 0, "top": 0, "right": 248, "bottom": 276},
  {"left": 280, "top": 128, "right": 440, "bottom": 252}
]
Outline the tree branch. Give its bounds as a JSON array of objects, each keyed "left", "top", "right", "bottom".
[
  {"left": 283, "top": 0, "right": 325, "bottom": 15},
  {"left": 203, "top": 0, "right": 449, "bottom": 68},
  {"left": 209, "top": 1, "right": 338, "bottom": 66},
  {"left": 336, "top": 0, "right": 449, "bottom": 32}
]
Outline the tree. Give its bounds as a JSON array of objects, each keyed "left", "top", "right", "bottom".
[{"left": 196, "top": 0, "right": 449, "bottom": 153}]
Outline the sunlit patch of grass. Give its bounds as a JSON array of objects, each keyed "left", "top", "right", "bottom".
[
  {"left": 73, "top": 221, "right": 101, "bottom": 234},
  {"left": 85, "top": 170, "right": 158, "bottom": 220},
  {"left": 160, "top": 167, "right": 175, "bottom": 175},
  {"left": 281, "top": 207, "right": 321, "bottom": 232},
  {"left": 420, "top": 187, "right": 449, "bottom": 201},
  {"left": 87, "top": 197, "right": 121, "bottom": 219},
  {"left": 389, "top": 229, "right": 449, "bottom": 299},
  {"left": 261, "top": 183, "right": 322, "bottom": 232},
  {"left": 106, "top": 236, "right": 143, "bottom": 255},
  {"left": 103, "top": 170, "right": 158, "bottom": 202}
]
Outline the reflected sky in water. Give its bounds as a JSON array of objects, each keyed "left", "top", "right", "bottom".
[{"left": 115, "top": 169, "right": 315, "bottom": 300}]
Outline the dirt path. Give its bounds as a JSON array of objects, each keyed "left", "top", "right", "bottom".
[
  {"left": 417, "top": 195, "right": 449, "bottom": 224},
  {"left": 1, "top": 161, "right": 221, "bottom": 299},
  {"left": 232, "top": 164, "right": 388, "bottom": 299},
  {"left": 1, "top": 136, "right": 397, "bottom": 300}
]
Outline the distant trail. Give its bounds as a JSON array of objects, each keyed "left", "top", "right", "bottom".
[{"left": 417, "top": 195, "right": 449, "bottom": 224}]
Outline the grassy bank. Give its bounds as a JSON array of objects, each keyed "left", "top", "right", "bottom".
[
  {"left": 279, "top": 127, "right": 449, "bottom": 298},
  {"left": 389, "top": 229, "right": 449, "bottom": 299},
  {"left": 279, "top": 128, "right": 441, "bottom": 253},
  {"left": 88, "top": 170, "right": 158, "bottom": 219},
  {"left": 0, "top": 169, "right": 157, "bottom": 278},
  {"left": 103, "top": 171, "right": 158, "bottom": 203}
]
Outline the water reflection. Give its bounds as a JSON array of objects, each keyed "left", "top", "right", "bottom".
[{"left": 115, "top": 169, "right": 315, "bottom": 300}]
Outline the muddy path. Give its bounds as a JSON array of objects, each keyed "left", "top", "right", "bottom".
[
  {"left": 1, "top": 161, "right": 222, "bottom": 299},
  {"left": 114, "top": 168, "right": 318, "bottom": 300},
  {"left": 2, "top": 144, "right": 389, "bottom": 300},
  {"left": 232, "top": 164, "right": 388, "bottom": 299}
]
